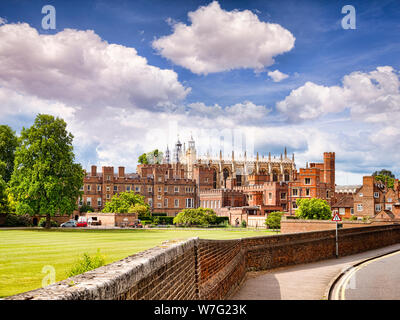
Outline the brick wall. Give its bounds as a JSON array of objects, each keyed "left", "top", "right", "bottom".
[
  {"left": 7, "top": 224, "right": 400, "bottom": 300},
  {"left": 280, "top": 219, "right": 393, "bottom": 234}
]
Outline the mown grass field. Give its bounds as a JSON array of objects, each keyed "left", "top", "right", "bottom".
[{"left": 0, "top": 228, "right": 275, "bottom": 298}]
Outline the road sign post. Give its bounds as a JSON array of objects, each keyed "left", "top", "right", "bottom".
[{"left": 332, "top": 213, "right": 342, "bottom": 258}]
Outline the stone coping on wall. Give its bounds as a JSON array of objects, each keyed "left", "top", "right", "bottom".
[
  {"left": 281, "top": 219, "right": 372, "bottom": 224},
  {"left": 6, "top": 238, "right": 198, "bottom": 300}
]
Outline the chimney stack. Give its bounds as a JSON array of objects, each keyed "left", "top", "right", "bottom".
[
  {"left": 91, "top": 165, "right": 97, "bottom": 177},
  {"left": 118, "top": 166, "right": 125, "bottom": 178}
]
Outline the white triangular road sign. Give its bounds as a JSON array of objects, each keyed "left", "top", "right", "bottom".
[{"left": 332, "top": 213, "right": 342, "bottom": 222}]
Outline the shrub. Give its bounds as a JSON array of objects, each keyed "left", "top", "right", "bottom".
[
  {"left": 350, "top": 215, "right": 357, "bottom": 221},
  {"left": 140, "top": 219, "right": 152, "bottom": 226},
  {"left": 173, "top": 208, "right": 217, "bottom": 226},
  {"left": 153, "top": 216, "right": 160, "bottom": 225},
  {"left": 152, "top": 213, "right": 167, "bottom": 217},
  {"left": 4, "top": 214, "right": 32, "bottom": 227},
  {"left": 38, "top": 218, "right": 59, "bottom": 228},
  {"left": 215, "top": 216, "right": 229, "bottom": 225},
  {"left": 158, "top": 216, "right": 174, "bottom": 225},
  {"left": 241, "top": 220, "right": 247, "bottom": 228},
  {"left": 265, "top": 211, "right": 284, "bottom": 230},
  {"left": 67, "top": 250, "right": 106, "bottom": 277}
]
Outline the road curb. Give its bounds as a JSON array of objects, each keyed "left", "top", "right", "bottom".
[{"left": 327, "top": 248, "right": 400, "bottom": 300}]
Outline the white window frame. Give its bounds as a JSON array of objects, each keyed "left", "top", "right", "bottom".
[
  {"left": 357, "top": 204, "right": 363, "bottom": 211},
  {"left": 374, "top": 192, "right": 379, "bottom": 198},
  {"left": 375, "top": 204, "right": 382, "bottom": 212},
  {"left": 186, "top": 198, "right": 193, "bottom": 208}
]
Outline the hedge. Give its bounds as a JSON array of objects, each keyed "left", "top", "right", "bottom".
[{"left": 215, "top": 216, "right": 229, "bottom": 225}]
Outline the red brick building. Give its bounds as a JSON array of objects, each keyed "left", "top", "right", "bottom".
[
  {"left": 80, "top": 164, "right": 197, "bottom": 216},
  {"left": 353, "top": 176, "right": 400, "bottom": 221},
  {"left": 198, "top": 152, "right": 336, "bottom": 220},
  {"left": 288, "top": 152, "right": 335, "bottom": 214}
]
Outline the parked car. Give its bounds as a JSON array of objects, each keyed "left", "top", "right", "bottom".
[
  {"left": 76, "top": 221, "right": 87, "bottom": 227},
  {"left": 60, "top": 220, "right": 77, "bottom": 228},
  {"left": 129, "top": 219, "right": 143, "bottom": 228}
]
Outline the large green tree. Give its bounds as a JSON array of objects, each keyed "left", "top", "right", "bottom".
[
  {"left": 295, "top": 198, "right": 331, "bottom": 220},
  {"left": 0, "top": 125, "right": 19, "bottom": 182},
  {"left": 102, "top": 191, "right": 150, "bottom": 215},
  {"left": 9, "top": 114, "right": 84, "bottom": 228},
  {"left": 372, "top": 169, "right": 395, "bottom": 188}
]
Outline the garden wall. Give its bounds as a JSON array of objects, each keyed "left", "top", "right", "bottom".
[
  {"left": 7, "top": 224, "right": 400, "bottom": 300},
  {"left": 280, "top": 219, "right": 394, "bottom": 234}
]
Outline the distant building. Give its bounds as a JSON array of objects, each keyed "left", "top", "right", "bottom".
[
  {"left": 80, "top": 164, "right": 196, "bottom": 216},
  {"left": 353, "top": 176, "right": 400, "bottom": 221}
]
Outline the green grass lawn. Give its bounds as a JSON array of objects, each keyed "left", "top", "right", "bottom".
[{"left": 0, "top": 228, "right": 275, "bottom": 298}]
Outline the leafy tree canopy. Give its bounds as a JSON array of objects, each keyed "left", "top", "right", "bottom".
[
  {"left": 138, "top": 149, "right": 164, "bottom": 165},
  {"left": 0, "top": 125, "right": 19, "bottom": 182},
  {"left": 373, "top": 169, "right": 395, "bottom": 188},
  {"left": 102, "top": 191, "right": 150, "bottom": 214},
  {"left": 372, "top": 169, "right": 395, "bottom": 178},
  {"left": 173, "top": 208, "right": 217, "bottom": 226},
  {"left": 9, "top": 114, "right": 84, "bottom": 227},
  {"left": 138, "top": 153, "right": 148, "bottom": 164},
  {"left": 295, "top": 198, "right": 331, "bottom": 220}
]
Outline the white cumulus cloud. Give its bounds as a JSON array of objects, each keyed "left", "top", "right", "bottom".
[
  {"left": 152, "top": 1, "right": 295, "bottom": 75},
  {"left": 0, "top": 22, "right": 190, "bottom": 111},
  {"left": 276, "top": 66, "right": 400, "bottom": 122},
  {"left": 268, "top": 70, "right": 289, "bottom": 82}
]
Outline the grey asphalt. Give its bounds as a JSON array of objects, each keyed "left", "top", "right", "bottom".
[
  {"left": 230, "top": 244, "right": 400, "bottom": 300},
  {"left": 333, "top": 250, "right": 400, "bottom": 300}
]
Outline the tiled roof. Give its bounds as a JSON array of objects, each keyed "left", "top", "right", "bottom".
[{"left": 331, "top": 195, "right": 354, "bottom": 208}]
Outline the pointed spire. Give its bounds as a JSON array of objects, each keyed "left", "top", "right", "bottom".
[
  {"left": 232, "top": 150, "right": 234, "bottom": 161},
  {"left": 284, "top": 147, "right": 287, "bottom": 158},
  {"left": 256, "top": 152, "right": 259, "bottom": 161},
  {"left": 306, "top": 162, "right": 309, "bottom": 168},
  {"left": 268, "top": 152, "right": 271, "bottom": 161},
  {"left": 220, "top": 150, "right": 222, "bottom": 160},
  {"left": 292, "top": 153, "right": 295, "bottom": 162},
  {"left": 280, "top": 153, "right": 283, "bottom": 161}
]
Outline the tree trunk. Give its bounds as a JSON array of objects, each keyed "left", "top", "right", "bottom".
[{"left": 45, "top": 214, "right": 51, "bottom": 229}]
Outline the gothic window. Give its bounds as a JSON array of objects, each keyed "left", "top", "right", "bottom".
[{"left": 284, "top": 171, "right": 290, "bottom": 182}]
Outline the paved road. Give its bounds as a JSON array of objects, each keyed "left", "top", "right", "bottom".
[
  {"left": 330, "top": 250, "right": 400, "bottom": 300},
  {"left": 230, "top": 244, "right": 400, "bottom": 300}
]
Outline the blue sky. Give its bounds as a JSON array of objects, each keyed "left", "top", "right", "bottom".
[{"left": 0, "top": 0, "right": 400, "bottom": 184}]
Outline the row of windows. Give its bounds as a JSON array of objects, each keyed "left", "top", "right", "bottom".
[
  {"left": 82, "top": 184, "right": 194, "bottom": 193},
  {"left": 356, "top": 203, "right": 393, "bottom": 212},
  {"left": 201, "top": 200, "right": 222, "bottom": 209},
  {"left": 148, "top": 198, "right": 194, "bottom": 208},
  {"left": 80, "top": 197, "right": 195, "bottom": 209}
]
